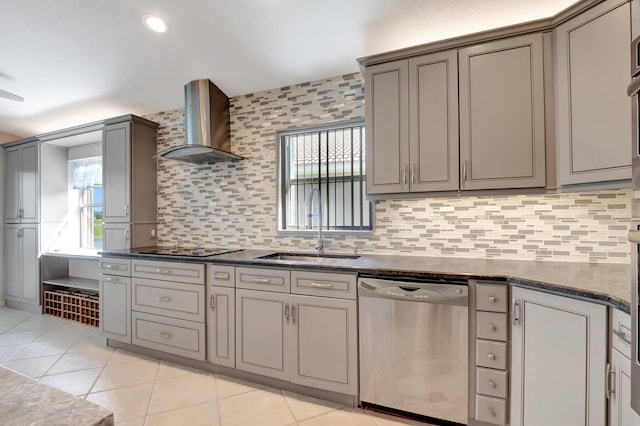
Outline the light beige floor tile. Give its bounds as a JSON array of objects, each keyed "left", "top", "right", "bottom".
[
  {"left": 282, "top": 390, "right": 344, "bottom": 421},
  {"left": 36, "top": 323, "right": 89, "bottom": 341},
  {"left": 67, "top": 332, "right": 107, "bottom": 352},
  {"left": 8, "top": 315, "right": 59, "bottom": 333},
  {"left": 147, "top": 372, "right": 217, "bottom": 415},
  {"left": 0, "top": 343, "right": 28, "bottom": 362},
  {"left": 47, "top": 348, "right": 113, "bottom": 374},
  {"left": 298, "top": 407, "right": 376, "bottom": 426},
  {"left": 156, "top": 360, "right": 202, "bottom": 379},
  {"left": 218, "top": 387, "right": 296, "bottom": 426},
  {"left": 39, "top": 368, "right": 102, "bottom": 396},
  {"left": 92, "top": 359, "right": 160, "bottom": 392},
  {"left": 145, "top": 401, "right": 221, "bottom": 426},
  {"left": 108, "top": 349, "right": 153, "bottom": 365},
  {"left": 1, "top": 354, "right": 61, "bottom": 378},
  {"left": 215, "top": 373, "right": 268, "bottom": 399},
  {"left": 8, "top": 337, "right": 77, "bottom": 360},
  {"left": 86, "top": 382, "right": 154, "bottom": 422},
  {"left": 0, "top": 330, "right": 43, "bottom": 346},
  {"left": 364, "top": 410, "right": 435, "bottom": 426},
  {"left": 115, "top": 417, "right": 145, "bottom": 426}
]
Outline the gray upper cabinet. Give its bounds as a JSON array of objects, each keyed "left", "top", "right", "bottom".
[
  {"left": 554, "top": 0, "right": 631, "bottom": 186},
  {"left": 102, "top": 115, "right": 158, "bottom": 248},
  {"left": 4, "top": 140, "right": 39, "bottom": 224},
  {"left": 365, "top": 51, "right": 459, "bottom": 195},
  {"left": 459, "top": 33, "right": 546, "bottom": 190}
]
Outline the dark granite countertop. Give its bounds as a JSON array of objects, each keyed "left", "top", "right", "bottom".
[{"left": 100, "top": 247, "right": 632, "bottom": 313}]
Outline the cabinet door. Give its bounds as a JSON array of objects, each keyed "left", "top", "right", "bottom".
[
  {"left": 20, "top": 142, "right": 39, "bottom": 223},
  {"left": 20, "top": 225, "right": 39, "bottom": 304},
  {"left": 4, "top": 225, "right": 20, "bottom": 299},
  {"left": 207, "top": 286, "right": 235, "bottom": 368},
  {"left": 365, "top": 60, "right": 409, "bottom": 194},
  {"left": 510, "top": 286, "right": 606, "bottom": 426},
  {"left": 235, "top": 289, "right": 290, "bottom": 381},
  {"left": 409, "top": 51, "right": 459, "bottom": 192},
  {"left": 4, "top": 147, "right": 20, "bottom": 223},
  {"left": 459, "top": 33, "right": 546, "bottom": 190},
  {"left": 102, "top": 223, "right": 131, "bottom": 251},
  {"left": 555, "top": 0, "right": 631, "bottom": 186},
  {"left": 290, "top": 295, "right": 357, "bottom": 395},
  {"left": 103, "top": 122, "right": 131, "bottom": 222},
  {"left": 611, "top": 348, "right": 640, "bottom": 426},
  {"left": 99, "top": 275, "right": 131, "bottom": 343}
]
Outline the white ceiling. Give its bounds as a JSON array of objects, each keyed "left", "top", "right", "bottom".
[{"left": 0, "top": 0, "right": 580, "bottom": 138}]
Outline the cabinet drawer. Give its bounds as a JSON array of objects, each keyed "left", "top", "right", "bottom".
[
  {"left": 476, "top": 282, "right": 508, "bottom": 313},
  {"left": 132, "top": 277, "right": 205, "bottom": 322},
  {"left": 99, "top": 258, "right": 131, "bottom": 277},
  {"left": 291, "top": 270, "right": 356, "bottom": 299},
  {"left": 476, "top": 312, "right": 508, "bottom": 341},
  {"left": 132, "top": 311, "right": 205, "bottom": 361},
  {"left": 132, "top": 259, "right": 205, "bottom": 285},
  {"left": 207, "top": 264, "right": 235, "bottom": 288},
  {"left": 475, "top": 394, "right": 508, "bottom": 425},
  {"left": 236, "top": 267, "right": 290, "bottom": 293},
  {"left": 476, "top": 367, "right": 508, "bottom": 398},
  {"left": 612, "top": 308, "right": 632, "bottom": 358},
  {"left": 476, "top": 339, "right": 508, "bottom": 370}
]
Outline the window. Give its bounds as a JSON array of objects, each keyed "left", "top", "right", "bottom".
[
  {"left": 70, "top": 158, "right": 103, "bottom": 249},
  {"left": 79, "top": 187, "right": 103, "bottom": 249},
  {"left": 277, "top": 122, "right": 372, "bottom": 232}
]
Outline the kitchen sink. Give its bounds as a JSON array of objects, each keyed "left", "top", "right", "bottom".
[{"left": 257, "top": 252, "right": 360, "bottom": 263}]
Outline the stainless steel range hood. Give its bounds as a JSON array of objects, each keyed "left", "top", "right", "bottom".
[{"left": 158, "top": 79, "right": 243, "bottom": 163}]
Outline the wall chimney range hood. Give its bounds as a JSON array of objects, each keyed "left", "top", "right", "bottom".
[{"left": 158, "top": 79, "right": 243, "bottom": 164}]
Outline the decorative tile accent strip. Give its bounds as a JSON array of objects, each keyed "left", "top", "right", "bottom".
[{"left": 145, "top": 73, "right": 631, "bottom": 264}]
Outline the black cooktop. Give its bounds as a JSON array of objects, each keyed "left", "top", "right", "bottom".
[{"left": 134, "top": 247, "right": 243, "bottom": 257}]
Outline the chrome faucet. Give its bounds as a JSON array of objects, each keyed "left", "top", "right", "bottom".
[{"left": 307, "top": 187, "right": 324, "bottom": 255}]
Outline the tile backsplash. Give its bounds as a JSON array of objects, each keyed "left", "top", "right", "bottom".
[{"left": 145, "top": 73, "right": 631, "bottom": 264}]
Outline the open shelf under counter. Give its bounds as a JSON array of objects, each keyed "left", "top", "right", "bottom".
[
  {"left": 42, "top": 249, "right": 100, "bottom": 260},
  {"left": 42, "top": 277, "right": 99, "bottom": 292}
]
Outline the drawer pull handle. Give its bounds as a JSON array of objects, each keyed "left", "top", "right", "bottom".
[
  {"left": 489, "top": 381, "right": 496, "bottom": 388},
  {"left": 613, "top": 328, "right": 632, "bottom": 346},
  {"left": 104, "top": 277, "right": 119, "bottom": 282},
  {"left": 284, "top": 303, "right": 290, "bottom": 320},
  {"left": 487, "top": 353, "right": 496, "bottom": 361},
  {"left": 210, "top": 294, "right": 215, "bottom": 310},
  {"left": 488, "top": 296, "right": 496, "bottom": 303},
  {"left": 104, "top": 264, "right": 122, "bottom": 270},
  {"left": 157, "top": 296, "right": 172, "bottom": 302},
  {"left": 155, "top": 269, "right": 171, "bottom": 274},
  {"left": 214, "top": 272, "right": 230, "bottom": 280},
  {"left": 291, "top": 305, "right": 296, "bottom": 323},
  {"left": 310, "top": 282, "right": 333, "bottom": 288},
  {"left": 488, "top": 324, "right": 496, "bottom": 332},
  {"left": 252, "top": 278, "right": 271, "bottom": 283},
  {"left": 158, "top": 332, "right": 172, "bottom": 339}
]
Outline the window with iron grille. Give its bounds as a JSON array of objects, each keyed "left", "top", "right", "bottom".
[{"left": 277, "top": 122, "right": 372, "bottom": 232}]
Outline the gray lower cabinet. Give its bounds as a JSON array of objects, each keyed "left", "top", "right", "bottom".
[
  {"left": 609, "top": 309, "right": 640, "bottom": 426},
  {"left": 4, "top": 224, "right": 39, "bottom": 306},
  {"left": 99, "top": 259, "right": 131, "bottom": 344},
  {"left": 235, "top": 268, "right": 358, "bottom": 395},
  {"left": 554, "top": 0, "right": 631, "bottom": 186},
  {"left": 459, "top": 33, "right": 545, "bottom": 190},
  {"left": 510, "top": 286, "right": 607, "bottom": 426},
  {"left": 207, "top": 285, "right": 235, "bottom": 368}
]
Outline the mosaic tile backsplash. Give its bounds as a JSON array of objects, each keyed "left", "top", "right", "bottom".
[{"left": 145, "top": 73, "right": 632, "bottom": 264}]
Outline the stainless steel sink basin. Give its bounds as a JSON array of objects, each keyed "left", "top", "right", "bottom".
[{"left": 257, "top": 252, "right": 360, "bottom": 263}]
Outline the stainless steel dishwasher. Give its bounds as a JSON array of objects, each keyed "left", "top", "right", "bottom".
[{"left": 358, "top": 276, "right": 468, "bottom": 424}]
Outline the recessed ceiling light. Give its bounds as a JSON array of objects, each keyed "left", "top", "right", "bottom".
[{"left": 142, "top": 14, "right": 169, "bottom": 33}]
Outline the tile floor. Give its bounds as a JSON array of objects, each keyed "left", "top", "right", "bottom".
[{"left": 0, "top": 307, "right": 433, "bottom": 425}]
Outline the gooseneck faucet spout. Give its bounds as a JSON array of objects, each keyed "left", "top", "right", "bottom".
[{"left": 307, "top": 187, "right": 324, "bottom": 255}]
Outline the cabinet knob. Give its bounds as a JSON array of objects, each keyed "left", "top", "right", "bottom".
[
  {"left": 488, "top": 296, "right": 496, "bottom": 303},
  {"left": 487, "top": 353, "right": 496, "bottom": 361},
  {"left": 489, "top": 381, "right": 496, "bottom": 388},
  {"left": 489, "top": 324, "right": 496, "bottom": 331},
  {"left": 489, "top": 407, "right": 496, "bottom": 417}
]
